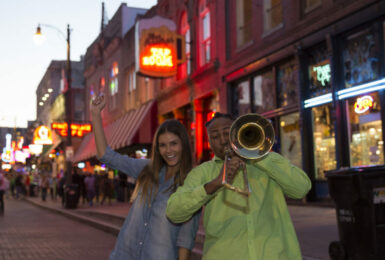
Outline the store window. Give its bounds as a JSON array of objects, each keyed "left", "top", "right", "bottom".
[
  {"left": 312, "top": 104, "right": 335, "bottom": 179},
  {"left": 343, "top": 28, "right": 379, "bottom": 88},
  {"left": 347, "top": 92, "right": 383, "bottom": 166},
  {"left": 236, "top": 0, "right": 253, "bottom": 48},
  {"left": 199, "top": 0, "right": 211, "bottom": 66},
  {"left": 234, "top": 80, "right": 251, "bottom": 115},
  {"left": 263, "top": 0, "right": 282, "bottom": 33},
  {"left": 279, "top": 112, "right": 302, "bottom": 168},
  {"left": 253, "top": 69, "right": 276, "bottom": 113},
  {"left": 277, "top": 59, "right": 299, "bottom": 107}
]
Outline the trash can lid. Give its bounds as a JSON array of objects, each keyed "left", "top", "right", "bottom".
[{"left": 325, "top": 165, "right": 385, "bottom": 177}]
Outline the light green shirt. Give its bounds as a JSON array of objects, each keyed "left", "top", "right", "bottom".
[{"left": 166, "top": 152, "right": 311, "bottom": 260}]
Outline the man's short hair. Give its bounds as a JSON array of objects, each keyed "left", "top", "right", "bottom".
[{"left": 205, "top": 112, "right": 235, "bottom": 128}]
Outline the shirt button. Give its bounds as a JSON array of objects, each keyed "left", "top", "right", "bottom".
[
  {"left": 144, "top": 223, "right": 148, "bottom": 226},
  {"left": 139, "top": 242, "right": 143, "bottom": 246}
]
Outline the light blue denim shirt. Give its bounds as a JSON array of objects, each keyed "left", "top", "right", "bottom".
[{"left": 100, "top": 146, "right": 200, "bottom": 260}]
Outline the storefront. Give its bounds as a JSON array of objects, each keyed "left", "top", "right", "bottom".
[{"left": 226, "top": 18, "right": 385, "bottom": 202}]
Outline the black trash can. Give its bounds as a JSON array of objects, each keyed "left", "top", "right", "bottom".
[
  {"left": 64, "top": 184, "right": 79, "bottom": 209},
  {"left": 325, "top": 166, "right": 385, "bottom": 260}
]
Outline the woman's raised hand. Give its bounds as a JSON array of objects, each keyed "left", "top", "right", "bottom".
[{"left": 90, "top": 93, "right": 106, "bottom": 115}]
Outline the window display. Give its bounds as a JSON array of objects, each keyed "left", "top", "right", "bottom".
[
  {"left": 277, "top": 59, "right": 299, "bottom": 107},
  {"left": 279, "top": 112, "right": 302, "bottom": 168},
  {"left": 347, "top": 92, "right": 384, "bottom": 166},
  {"left": 343, "top": 28, "right": 379, "bottom": 88},
  {"left": 253, "top": 69, "right": 276, "bottom": 113},
  {"left": 312, "top": 104, "right": 336, "bottom": 179}
]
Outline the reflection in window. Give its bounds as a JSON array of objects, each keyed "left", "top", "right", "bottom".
[
  {"left": 236, "top": 0, "right": 253, "bottom": 48},
  {"left": 277, "top": 59, "right": 299, "bottom": 107},
  {"left": 236, "top": 80, "right": 251, "bottom": 115},
  {"left": 343, "top": 29, "right": 379, "bottom": 88},
  {"left": 348, "top": 92, "right": 383, "bottom": 166},
  {"left": 312, "top": 104, "right": 335, "bottom": 180},
  {"left": 279, "top": 112, "right": 302, "bottom": 168},
  {"left": 303, "top": 0, "right": 322, "bottom": 13},
  {"left": 253, "top": 70, "right": 276, "bottom": 113}
]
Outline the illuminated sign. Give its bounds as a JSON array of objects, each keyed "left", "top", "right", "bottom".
[
  {"left": 51, "top": 122, "right": 92, "bottom": 137},
  {"left": 1, "top": 134, "right": 13, "bottom": 163},
  {"left": 354, "top": 95, "right": 374, "bottom": 114},
  {"left": 136, "top": 16, "right": 185, "bottom": 78},
  {"left": 142, "top": 46, "right": 174, "bottom": 68},
  {"left": 312, "top": 63, "right": 331, "bottom": 87},
  {"left": 33, "top": 126, "right": 53, "bottom": 145}
]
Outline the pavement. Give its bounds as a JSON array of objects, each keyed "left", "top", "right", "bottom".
[{"left": 24, "top": 196, "right": 339, "bottom": 260}]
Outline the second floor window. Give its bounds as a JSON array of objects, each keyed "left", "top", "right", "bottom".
[
  {"left": 109, "top": 62, "right": 119, "bottom": 110},
  {"left": 199, "top": 0, "right": 211, "bottom": 66},
  {"left": 178, "top": 12, "right": 191, "bottom": 79},
  {"left": 236, "top": 0, "right": 253, "bottom": 48},
  {"left": 263, "top": 0, "right": 283, "bottom": 33}
]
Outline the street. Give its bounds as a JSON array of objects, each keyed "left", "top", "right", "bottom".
[
  {"left": 0, "top": 198, "right": 116, "bottom": 260},
  {"left": 0, "top": 196, "right": 339, "bottom": 260},
  {"left": 289, "top": 205, "right": 339, "bottom": 260}
]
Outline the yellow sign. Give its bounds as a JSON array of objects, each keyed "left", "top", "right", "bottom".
[{"left": 33, "top": 126, "right": 53, "bottom": 145}]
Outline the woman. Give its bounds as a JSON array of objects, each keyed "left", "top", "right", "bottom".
[{"left": 90, "top": 94, "right": 200, "bottom": 260}]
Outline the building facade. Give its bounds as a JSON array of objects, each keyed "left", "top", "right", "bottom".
[{"left": 74, "top": 0, "right": 385, "bottom": 202}]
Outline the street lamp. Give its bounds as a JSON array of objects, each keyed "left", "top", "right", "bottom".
[{"left": 34, "top": 24, "right": 73, "bottom": 186}]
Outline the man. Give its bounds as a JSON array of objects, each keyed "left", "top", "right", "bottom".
[{"left": 166, "top": 113, "right": 311, "bottom": 260}]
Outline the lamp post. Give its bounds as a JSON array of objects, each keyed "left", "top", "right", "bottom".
[{"left": 34, "top": 24, "right": 73, "bottom": 186}]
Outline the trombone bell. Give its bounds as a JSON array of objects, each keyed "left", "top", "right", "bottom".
[{"left": 222, "top": 114, "right": 275, "bottom": 196}]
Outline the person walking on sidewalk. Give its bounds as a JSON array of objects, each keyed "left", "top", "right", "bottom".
[
  {"left": 84, "top": 172, "right": 96, "bottom": 206},
  {"left": 91, "top": 94, "right": 200, "bottom": 260},
  {"left": 166, "top": 113, "right": 312, "bottom": 260},
  {"left": 40, "top": 175, "right": 49, "bottom": 202},
  {"left": 0, "top": 172, "right": 9, "bottom": 215}
]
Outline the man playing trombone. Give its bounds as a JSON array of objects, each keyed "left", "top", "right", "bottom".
[{"left": 166, "top": 112, "right": 311, "bottom": 260}]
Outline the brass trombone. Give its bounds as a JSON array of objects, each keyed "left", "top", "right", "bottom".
[{"left": 222, "top": 114, "right": 275, "bottom": 196}]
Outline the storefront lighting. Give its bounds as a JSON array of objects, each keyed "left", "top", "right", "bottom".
[
  {"left": 338, "top": 78, "right": 385, "bottom": 100},
  {"left": 39, "top": 102, "right": 44, "bottom": 106},
  {"left": 304, "top": 93, "right": 332, "bottom": 108},
  {"left": 48, "top": 88, "right": 53, "bottom": 93}
]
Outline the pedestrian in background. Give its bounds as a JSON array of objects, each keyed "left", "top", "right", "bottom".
[
  {"left": 40, "top": 175, "right": 49, "bottom": 202},
  {"left": 84, "top": 172, "right": 96, "bottom": 206},
  {"left": 0, "top": 172, "right": 9, "bottom": 216},
  {"left": 100, "top": 172, "right": 112, "bottom": 205},
  {"left": 14, "top": 173, "right": 24, "bottom": 199},
  {"left": 91, "top": 94, "right": 200, "bottom": 260}
]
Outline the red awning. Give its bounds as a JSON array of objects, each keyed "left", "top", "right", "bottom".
[{"left": 73, "top": 100, "right": 155, "bottom": 163}]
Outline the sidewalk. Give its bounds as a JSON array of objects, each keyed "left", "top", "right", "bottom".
[{"left": 25, "top": 196, "right": 338, "bottom": 260}]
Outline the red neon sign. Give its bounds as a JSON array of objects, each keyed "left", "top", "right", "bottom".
[
  {"left": 141, "top": 45, "right": 176, "bottom": 72},
  {"left": 354, "top": 95, "right": 374, "bottom": 114},
  {"left": 51, "top": 123, "right": 92, "bottom": 137}
]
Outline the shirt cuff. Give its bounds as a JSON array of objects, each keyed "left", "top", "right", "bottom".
[{"left": 99, "top": 146, "right": 113, "bottom": 162}]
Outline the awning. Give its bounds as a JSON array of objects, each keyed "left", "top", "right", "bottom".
[
  {"left": 40, "top": 131, "right": 62, "bottom": 158},
  {"left": 73, "top": 100, "right": 156, "bottom": 163}
]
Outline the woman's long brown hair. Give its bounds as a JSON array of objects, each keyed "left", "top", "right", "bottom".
[{"left": 131, "top": 119, "right": 193, "bottom": 205}]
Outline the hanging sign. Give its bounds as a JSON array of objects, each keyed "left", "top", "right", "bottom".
[
  {"left": 136, "top": 16, "right": 185, "bottom": 78},
  {"left": 33, "top": 126, "right": 53, "bottom": 145},
  {"left": 354, "top": 95, "right": 373, "bottom": 114}
]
